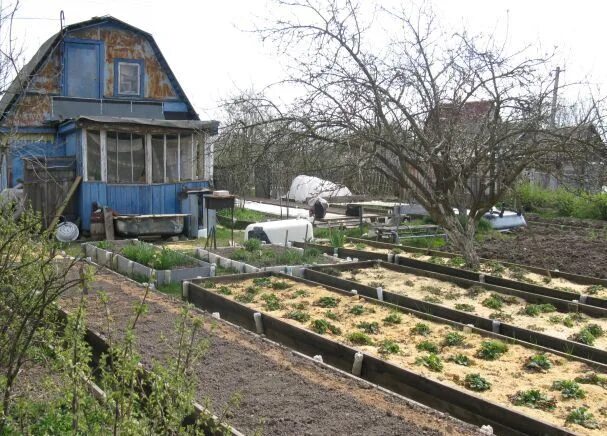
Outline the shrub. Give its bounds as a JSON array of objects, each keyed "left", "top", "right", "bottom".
[
  {"left": 415, "top": 353, "right": 443, "bottom": 372},
  {"left": 569, "top": 328, "right": 596, "bottom": 346},
  {"left": 378, "top": 340, "right": 400, "bottom": 355},
  {"left": 244, "top": 238, "right": 262, "bottom": 252},
  {"left": 481, "top": 296, "right": 503, "bottom": 310},
  {"left": 411, "top": 323, "right": 431, "bottom": 336},
  {"left": 311, "top": 319, "right": 341, "bottom": 335},
  {"left": 477, "top": 340, "right": 508, "bottom": 360},
  {"left": 347, "top": 331, "right": 373, "bottom": 345},
  {"left": 349, "top": 305, "right": 366, "bottom": 315},
  {"left": 314, "top": 296, "right": 340, "bottom": 308},
  {"left": 271, "top": 280, "right": 293, "bottom": 290},
  {"left": 566, "top": 407, "right": 599, "bottom": 429},
  {"left": 449, "top": 353, "right": 472, "bottom": 366},
  {"left": 329, "top": 230, "right": 346, "bottom": 248},
  {"left": 575, "top": 372, "right": 607, "bottom": 388},
  {"left": 287, "top": 310, "right": 310, "bottom": 322},
  {"left": 464, "top": 374, "right": 491, "bottom": 392},
  {"left": 356, "top": 321, "right": 380, "bottom": 334},
  {"left": 217, "top": 286, "right": 232, "bottom": 295},
  {"left": 261, "top": 293, "right": 282, "bottom": 311},
  {"left": 585, "top": 323, "right": 604, "bottom": 337},
  {"left": 416, "top": 340, "right": 439, "bottom": 353},
  {"left": 551, "top": 380, "right": 586, "bottom": 399},
  {"left": 253, "top": 277, "right": 272, "bottom": 287},
  {"left": 508, "top": 390, "right": 557, "bottom": 411},
  {"left": 455, "top": 303, "right": 475, "bottom": 312},
  {"left": 324, "top": 310, "right": 340, "bottom": 321},
  {"left": 586, "top": 284, "right": 605, "bottom": 295},
  {"left": 383, "top": 312, "right": 402, "bottom": 325},
  {"left": 442, "top": 332, "right": 466, "bottom": 347},
  {"left": 525, "top": 354, "right": 552, "bottom": 371},
  {"left": 523, "top": 303, "right": 557, "bottom": 317}
]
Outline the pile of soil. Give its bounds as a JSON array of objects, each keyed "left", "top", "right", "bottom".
[
  {"left": 475, "top": 221, "right": 607, "bottom": 278},
  {"left": 60, "top": 268, "right": 477, "bottom": 436}
]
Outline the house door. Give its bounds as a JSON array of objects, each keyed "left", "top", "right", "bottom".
[{"left": 64, "top": 41, "right": 102, "bottom": 98}]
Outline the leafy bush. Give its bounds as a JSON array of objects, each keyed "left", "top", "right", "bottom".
[
  {"left": 261, "top": 293, "right": 282, "bottom": 311},
  {"left": 523, "top": 303, "right": 557, "bottom": 317},
  {"left": 383, "top": 312, "right": 402, "bottom": 325},
  {"left": 349, "top": 305, "right": 366, "bottom": 315},
  {"left": 449, "top": 353, "right": 472, "bottom": 366},
  {"left": 347, "top": 331, "right": 373, "bottom": 345},
  {"left": 311, "top": 319, "right": 341, "bottom": 335},
  {"left": 455, "top": 303, "right": 475, "bottom": 312},
  {"left": 411, "top": 323, "right": 431, "bottom": 336},
  {"left": 235, "top": 285, "right": 260, "bottom": 303},
  {"left": 476, "top": 340, "right": 508, "bottom": 360},
  {"left": 575, "top": 372, "right": 607, "bottom": 388},
  {"left": 566, "top": 407, "right": 599, "bottom": 429},
  {"left": 525, "top": 354, "right": 552, "bottom": 372},
  {"left": 253, "top": 277, "right": 272, "bottom": 287},
  {"left": 569, "top": 328, "right": 597, "bottom": 346},
  {"left": 378, "top": 340, "right": 400, "bottom": 355},
  {"left": 464, "top": 374, "right": 491, "bottom": 392},
  {"left": 217, "top": 286, "right": 232, "bottom": 295},
  {"left": 271, "top": 280, "right": 293, "bottom": 290},
  {"left": 585, "top": 323, "right": 604, "bottom": 337},
  {"left": 482, "top": 296, "right": 503, "bottom": 310},
  {"left": 314, "top": 296, "right": 340, "bottom": 308},
  {"left": 244, "top": 238, "right": 262, "bottom": 252},
  {"left": 551, "top": 380, "right": 586, "bottom": 399},
  {"left": 287, "top": 310, "right": 310, "bottom": 322},
  {"left": 508, "top": 389, "right": 557, "bottom": 411},
  {"left": 324, "top": 310, "right": 340, "bottom": 321},
  {"left": 442, "top": 332, "right": 466, "bottom": 347},
  {"left": 356, "top": 321, "right": 380, "bottom": 334},
  {"left": 416, "top": 340, "right": 439, "bottom": 353},
  {"left": 415, "top": 353, "right": 443, "bottom": 372}
]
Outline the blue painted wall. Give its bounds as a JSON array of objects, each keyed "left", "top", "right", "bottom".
[{"left": 78, "top": 180, "right": 210, "bottom": 230}]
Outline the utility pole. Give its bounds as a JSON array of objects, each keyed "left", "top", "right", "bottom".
[{"left": 550, "top": 66, "right": 561, "bottom": 127}]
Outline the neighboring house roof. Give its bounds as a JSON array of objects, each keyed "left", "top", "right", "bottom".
[
  {"left": 72, "top": 115, "right": 219, "bottom": 134},
  {"left": 0, "top": 15, "right": 199, "bottom": 123}
]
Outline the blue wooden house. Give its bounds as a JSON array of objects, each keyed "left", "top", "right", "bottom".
[{"left": 0, "top": 16, "right": 218, "bottom": 232}]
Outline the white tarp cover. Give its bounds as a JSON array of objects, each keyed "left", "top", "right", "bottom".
[{"left": 287, "top": 175, "right": 352, "bottom": 203}]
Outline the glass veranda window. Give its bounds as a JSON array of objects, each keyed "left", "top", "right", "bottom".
[
  {"left": 106, "top": 131, "right": 146, "bottom": 183},
  {"left": 118, "top": 62, "right": 140, "bottom": 95},
  {"left": 86, "top": 130, "right": 101, "bottom": 181}
]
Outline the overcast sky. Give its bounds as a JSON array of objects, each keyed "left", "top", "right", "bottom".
[{"left": 11, "top": 0, "right": 607, "bottom": 120}]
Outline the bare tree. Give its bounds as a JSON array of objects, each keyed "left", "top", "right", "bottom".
[{"left": 250, "top": 0, "right": 604, "bottom": 266}]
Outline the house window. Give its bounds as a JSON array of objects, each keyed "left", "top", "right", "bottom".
[
  {"left": 86, "top": 130, "right": 101, "bottom": 181},
  {"left": 150, "top": 133, "right": 197, "bottom": 183},
  {"left": 116, "top": 60, "right": 142, "bottom": 96},
  {"left": 107, "top": 131, "right": 146, "bottom": 183}
]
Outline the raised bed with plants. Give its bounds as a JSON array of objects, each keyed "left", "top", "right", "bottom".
[
  {"left": 305, "top": 261, "right": 607, "bottom": 362},
  {"left": 185, "top": 272, "right": 607, "bottom": 435},
  {"left": 216, "top": 207, "right": 273, "bottom": 229},
  {"left": 195, "top": 238, "right": 340, "bottom": 276},
  {"left": 296, "top": 239, "right": 607, "bottom": 310},
  {"left": 83, "top": 240, "right": 211, "bottom": 285}
]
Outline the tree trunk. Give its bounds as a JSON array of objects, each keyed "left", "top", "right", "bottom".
[{"left": 441, "top": 215, "right": 480, "bottom": 269}]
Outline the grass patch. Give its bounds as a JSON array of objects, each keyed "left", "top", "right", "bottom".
[
  {"left": 522, "top": 303, "right": 557, "bottom": 317},
  {"left": 156, "top": 282, "right": 181, "bottom": 296},
  {"left": 121, "top": 242, "right": 196, "bottom": 270},
  {"left": 347, "top": 331, "right": 374, "bottom": 345}
]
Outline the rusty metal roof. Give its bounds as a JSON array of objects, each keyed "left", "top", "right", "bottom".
[
  {"left": 72, "top": 115, "right": 219, "bottom": 134},
  {"left": 0, "top": 15, "right": 199, "bottom": 124}
]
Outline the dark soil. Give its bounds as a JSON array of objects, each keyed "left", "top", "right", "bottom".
[
  {"left": 61, "top": 268, "right": 478, "bottom": 436},
  {"left": 475, "top": 220, "right": 607, "bottom": 278}
]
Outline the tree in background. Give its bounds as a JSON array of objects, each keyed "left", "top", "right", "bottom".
[{"left": 244, "top": 0, "right": 605, "bottom": 266}]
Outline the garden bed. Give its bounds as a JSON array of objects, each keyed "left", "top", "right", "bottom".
[
  {"left": 187, "top": 273, "right": 607, "bottom": 434},
  {"left": 83, "top": 240, "right": 210, "bottom": 285},
  {"left": 308, "top": 262, "right": 607, "bottom": 351},
  {"left": 58, "top": 268, "right": 477, "bottom": 436},
  {"left": 195, "top": 239, "right": 340, "bottom": 276}
]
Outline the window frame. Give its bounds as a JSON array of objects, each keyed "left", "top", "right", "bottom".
[
  {"left": 114, "top": 58, "right": 144, "bottom": 97},
  {"left": 83, "top": 128, "right": 199, "bottom": 184}
]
